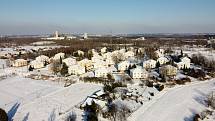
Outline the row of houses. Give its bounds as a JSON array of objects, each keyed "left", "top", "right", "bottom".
[
  {"left": 11, "top": 47, "right": 191, "bottom": 80},
  {"left": 143, "top": 56, "right": 190, "bottom": 70}
]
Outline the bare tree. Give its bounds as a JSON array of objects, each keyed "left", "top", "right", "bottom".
[
  {"left": 48, "top": 109, "right": 56, "bottom": 121},
  {"left": 65, "top": 111, "right": 77, "bottom": 121},
  {"left": 112, "top": 52, "right": 124, "bottom": 64},
  {"left": 207, "top": 91, "right": 215, "bottom": 109},
  {"left": 108, "top": 103, "right": 117, "bottom": 121},
  {"left": 107, "top": 103, "right": 131, "bottom": 121},
  {"left": 118, "top": 104, "right": 130, "bottom": 121},
  {"left": 49, "top": 60, "right": 61, "bottom": 75}
]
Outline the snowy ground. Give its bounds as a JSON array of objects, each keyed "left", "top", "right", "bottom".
[
  {"left": 129, "top": 79, "right": 215, "bottom": 121},
  {"left": 0, "top": 76, "right": 62, "bottom": 109},
  {"left": 0, "top": 76, "right": 102, "bottom": 121},
  {"left": 12, "top": 82, "right": 102, "bottom": 121}
]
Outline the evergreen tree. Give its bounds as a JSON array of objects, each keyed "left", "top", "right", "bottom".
[
  {"left": 136, "top": 49, "right": 138, "bottom": 56},
  {"left": 183, "top": 65, "right": 186, "bottom": 70},
  {"left": 60, "top": 63, "right": 68, "bottom": 76},
  {"left": 85, "top": 101, "right": 98, "bottom": 121},
  {"left": 181, "top": 50, "right": 183, "bottom": 57},
  {"left": 156, "top": 61, "right": 160, "bottom": 68},
  {"left": 85, "top": 66, "right": 87, "bottom": 73},
  {"left": 44, "top": 60, "right": 48, "bottom": 66},
  {"left": 0, "top": 108, "right": 8, "bottom": 121},
  {"left": 107, "top": 73, "right": 114, "bottom": 82},
  {"left": 60, "top": 56, "right": 63, "bottom": 64},
  {"left": 28, "top": 65, "right": 34, "bottom": 71}
]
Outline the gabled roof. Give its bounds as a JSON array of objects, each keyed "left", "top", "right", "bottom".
[{"left": 130, "top": 66, "right": 147, "bottom": 73}]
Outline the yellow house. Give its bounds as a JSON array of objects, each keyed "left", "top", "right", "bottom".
[
  {"left": 160, "top": 65, "right": 177, "bottom": 77},
  {"left": 13, "top": 59, "right": 28, "bottom": 67},
  {"left": 78, "top": 59, "right": 93, "bottom": 70}
]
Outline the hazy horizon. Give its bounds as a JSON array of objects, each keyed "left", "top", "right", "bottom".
[{"left": 1, "top": 0, "right": 215, "bottom": 35}]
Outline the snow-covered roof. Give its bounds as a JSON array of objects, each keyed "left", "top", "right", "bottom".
[
  {"left": 143, "top": 59, "right": 156, "bottom": 64},
  {"left": 54, "top": 52, "right": 65, "bottom": 60},
  {"left": 63, "top": 57, "right": 76, "bottom": 66},
  {"left": 36, "top": 55, "right": 49, "bottom": 62},
  {"left": 130, "top": 66, "right": 147, "bottom": 73},
  {"left": 30, "top": 60, "right": 43, "bottom": 65},
  {"left": 157, "top": 56, "right": 169, "bottom": 61},
  {"left": 68, "top": 64, "right": 84, "bottom": 70},
  {"left": 14, "top": 59, "right": 27, "bottom": 62},
  {"left": 118, "top": 60, "right": 130, "bottom": 66},
  {"left": 107, "top": 66, "right": 117, "bottom": 72},
  {"left": 95, "top": 67, "right": 109, "bottom": 73},
  {"left": 93, "top": 90, "right": 105, "bottom": 97}
]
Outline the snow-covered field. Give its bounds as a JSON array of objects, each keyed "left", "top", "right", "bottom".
[
  {"left": 0, "top": 76, "right": 102, "bottom": 121},
  {"left": 0, "top": 76, "right": 62, "bottom": 108},
  {"left": 129, "top": 79, "right": 215, "bottom": 121}
]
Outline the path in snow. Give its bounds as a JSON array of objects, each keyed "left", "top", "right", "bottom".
[{"left": 129, "top": 79, "right": 215, "bottom": 121}]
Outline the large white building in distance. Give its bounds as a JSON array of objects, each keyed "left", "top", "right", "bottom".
[{"left": 42, "top": 31, "right": 76, "bottom": 40}]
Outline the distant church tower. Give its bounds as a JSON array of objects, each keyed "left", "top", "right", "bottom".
[
  {"left": 55, "top": 31, "right": 59, "bottom": 38},
  {"left": 83, "top": 33, "right": 88, "bottom": 39}
]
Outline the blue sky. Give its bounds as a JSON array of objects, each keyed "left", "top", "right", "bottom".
[{"left": 0, "top": 0, "right": 215, "bottom": 34}]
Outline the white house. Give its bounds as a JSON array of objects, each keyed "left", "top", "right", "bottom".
[
  {"left": 137, "top": 48, "right": 145, "bottom": 53},
  {"left": 125, "top": 51, "right": 135, "bottom": 59},
  {"left": 91, "top": 49, "right": 98, "bottom": 56},
  {"left": 102, "top": 52, "right": 112, "bottom": 59},
  {"left": 62, "top": 57, "right": 76, "bottom": 67},
  {"left": 95, "top": 67, "right": 110, "bottom": 78},
  {"left": 68, "top": 65, "right": 85, "bottom": 75},
  {"left": 118, "top": 61, "right": 131, "bottom": 71},
  {"left": 130, "top": 66, "right": 148, "bottom": 79},
  {"left": 94, "top": 66, "right": 117, "bottom": 78},
  {"left": 77, "top": 50, "right": 84, "bottom": 56},
  {"left": 143, "top": 59, "right": 157, "bottom": 69},
  {"left": 181, "top": 57, "right": 191, "bottom": 64},
  {"left": 155, "top": 49, "right": 165, "bottom": 58},
  {"left": 176, "top": 57, "right": 191, "bottom": 69},
  {"left": 93, "top": 60, "right": 107, "bottom": 69},
  {"left": 101, "top": 47, "right": 107, "bottom": 53},
  {"left": 13, "top": 59, "right": 28, "bottom": 67},
  {"left": 53, "top": 53, "right": 65, "bottom": 60},
  {"left": 92, "top": 55, "right": 104, "bottom": 63},
  {"left": 35, "top": 55, "right": 49, "bottom": 63},
  {"left": 175, "top": 62, "right": 186, "bottom": 69},
  {"left": 157, "top": 56, "right": 169, "bottom": 65},
  {"left": 81, "top": 90, "right": 106, "bottom": 108},
  {"left": 119, "top": 49, "right": 126, "bottom": 53},
  {"left": 30, "top": 60, "right": 44, "bottom": 69},
  {"left": 106, "top": 57, "right": 115, "bottom": 66}
]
